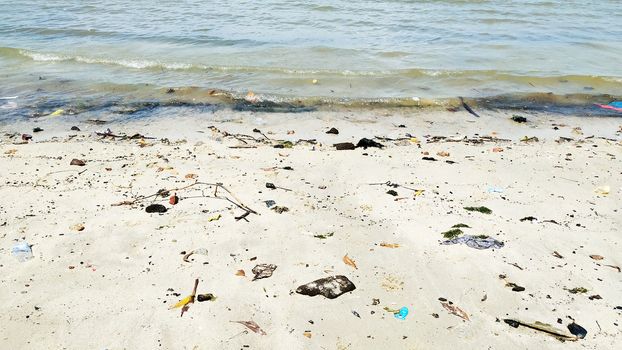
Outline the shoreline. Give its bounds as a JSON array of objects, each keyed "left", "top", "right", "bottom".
[{"left": 1, "top": 108, "right": 621, "bottom": 349}]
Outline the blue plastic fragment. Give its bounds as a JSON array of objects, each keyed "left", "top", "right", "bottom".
[
  {"left": 394, "top": 307, "right": 409, "bottom": 320},
  {"left": 610, "top": 101, "right": 622, "bottom": 108}
]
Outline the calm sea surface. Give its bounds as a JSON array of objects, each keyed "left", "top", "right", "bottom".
[{"left": 1, "top": 0, "right": 621, "bottom": 117}]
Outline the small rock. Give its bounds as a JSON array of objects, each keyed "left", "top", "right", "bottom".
[
  {"left": 33, "top": 127, "right": 44, "bottom": 133},
  {"left": 334, "top": 142, "right": 356, "bottom": 150},
  {"left": 356, "top": 138, "right": 383, "bottom": 149},
  {"left": 567, "top": 322, "right": 587, "bottom": 339},
  {"left": 296, "top": 275, "right": 356, "bottom": 299},
  {"left": 326, "top": 127, "right": 339, "bottom": 135},
  {"left": 70, "top": 126, "right": 81, "bottom": 131},
  {"left": 70, "top": 159, "right": 86, "bottom": 166},
  {"left": 252, "top": 264, "right": 277, "bottom": 281},
  {"left": 145, "top": 204, "right": 167, "bottom": 213}
]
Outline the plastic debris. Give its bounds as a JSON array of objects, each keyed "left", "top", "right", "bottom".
[
  {"left": 394, "top": 307, "right": 409, "bottom": 320},
  {"left": 145, "top": 204, "right": 167, "bottom": 213},
  {"left": 596, "top": 101, "right": 622, "bottom": 112},
  {"left": 231, "top": 320, "right": 267, "bottom": 335},
  {"left": 252, "top": 264, "right": 277, "bottom": 281},
  {"left": 50, "top": 109, "right": 64, "bottom": 116},
  {"left": 296, "top": 275, "right": 356, "bottom": 299},
  {"left": 352, "top": 310, "right": 361, "bottom": 318},
  {"left": 264, "top": 200, "right": 276, "bottom": 208},
  {"left": 441, "top": 235, "right": 504, "bottom": 249},
  {"left": 11, "top": 242, "right": 33, "bottom": 262}
]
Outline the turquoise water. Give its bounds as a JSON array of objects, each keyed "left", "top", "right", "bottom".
[{"left": 1, "top": 0, "right": 622, "bottom": 117}]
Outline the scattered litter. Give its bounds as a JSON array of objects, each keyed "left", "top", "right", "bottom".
[
  {"left": 594, "top": 186, "right": 610, "bottom": 196},
  {"left": 33, "top": 127, "right": 43, "bottom": 133},
  {"left": 265, "top": 182, "right": 276, "bottom": 189},
  {"left": 596, "top": 101, "right": 622, "bottom": 112},
  {"left": 252, "top": 264, "right": 277, "bottom": 281},
  {"left": 343, "top": 254, "right": 358, "bottom": 269},
  {"left": 326, "top": 127, "right": 339, "bottom": 134},
  {"left": 520, "top": 216, "right": 537, "bottom": 222},
  {"left": 197, "top": 293, "right": 216, "bottom": 302},
  {"left": 231, "top": 320, "right": 267, "bottom": 335},
  {"left": 356, "top": 138, "right": 384, "bottom": 149},
  {"left": 503, "top": 319, "right": 577, "bottom": 341},
  {"left": 464, "top": 206, "right": 492, "bottom": 214},
  {"left": 145, "top": 204, "right": 167, "bottom": 213},
  {"left": 511, "top": 115, "right": 528, "bottom": 123},
  {"left": 352, "top": 310, "right": 361, "bottom": 318},
  {"left": 70, "top": 223, "right": 85, "bottom": 232},
  {"left": 264, "top": 200, "right": 276, "bottom": 208},
  {"left": 208, "top": 214, "right": 221, "bottom": 222},
  {"left": 296, "top": 275, "right": 356, "bottom": 299},
  {"left": 182, "top": 248, "right": 208, "bottom": 263},
  {"left": 70, "top": 159, "right": 86, "bottom": 166},
  {"left": 441, "top": 235, "right": 504, "bottom": 250},
  {"left": 314, "top": 232, "right": 334, "bottom": 239},
  {"left": 394, "top": 307, "right": 409, "bottom": 320},
  {"left": 50, "top": 109, "right": 64, "bottom": 116},
  {"left": 506, "top": 282, "right": 526, "bottom": 292},
  {"left": 333, "top": 142, "right": 356, "bottom": 150},
  {"left": 22, "top": 134, "right": 32, "bottom": 141},
  {"left": 605, "top": 264, "right": 621, "bottom": 272},
  {"left": 552, "top": 251, "right": 564, "bottom": 259},
  {"left": 567, "top": 322, "right": 587, "bottom": 339},
  {"left": 170, "top": 279, "right": 199, "bottom": 317},
  {"left": 440, "top": 300, "right": 469, "bottom": 321},
  {"left": 520, "top": 136, "right": 539, "bottom": 142},
  {"left": 379, "top": 242, "right": 400, "bottom": 248},
  {"left": 185, "top": 173, "right": 198, "bottom": 179},
  {"left": 169, "top": 193, "right": 179, "bottom": 205},
  {"left": 271, "top": 206, "right": 289, "bottom": 214},
  {"left": 589, "top": 255, "right": 604, "bottom": 261},
  {"left": 235, "top": 269, "right": 246, "bottom": 277},
  {"left": 386, "top": 190, "right": 398, "bottom": 196},
  {"left": 422, "top": 157, "right": 437, "bottom": 161},
  {"left": 11, "top": 242, "right": 33, "bottom": 262},
  {"left": 589, "top": 294, "right": 602, "bottom": 300},
  {"left": 303, "top": 331, "right": 312, "bottom": 338}
]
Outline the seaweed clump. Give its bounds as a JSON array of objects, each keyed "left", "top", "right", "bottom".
[
  {"left": 442, "top": 228, "right": 463, "bottom": 239},
  {"left": 464, "top": 206, "right": 492, "bottom": 214}
]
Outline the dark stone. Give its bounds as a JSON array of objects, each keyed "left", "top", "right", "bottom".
[
  {"left": 265, "top": 182, "right": 276, "bottom": 189},
  {"left": 145, "top": 204, "right": 167, "bottom": 213},
  {"left": 33, "top": 127, "right": 44, "bottom": 133},
  {"left": 296, "top": 275, "right": 356, "bottom": 299},
  {"left": 511, "top": 115, "right": 528, "bottom": 123},
  {"left": 422, "top": 157, "right": 437, "bottom": 161},
  {"left": 70, "top": 159, "right": 86, "bottom": 166},
  {"left": 333, "top": 142, "right": 356, "bottom": 150},
  {"left": 356, "top": 138, "right": 384, "bottom": 149},
  {"left": 567, "top": 322, "right": 587, "bottom": 339},
  {"left": 386, "top": 190, "right": 398, "bottom": 196},
  {"left": 504, "top": 319, "right": 520, "bottom": 328},
  {"left": 326, "top": 127, "right": 339, "bottom": 135},
  {"left": 70, "top": 126, "right": 81, "bottom": 131}
]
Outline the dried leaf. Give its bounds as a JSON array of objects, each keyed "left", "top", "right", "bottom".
[
  {"left": 343, "top": 254, "right": 358, "bottom": 269},
  {"left": 235, "top": 269, "right": 246, "bottom": 277},
  {"left": 303, "top": 331, "right": 312, "bottom": 338},
  {"left": 437, "top": 151, "right": 450, "bottom": 157},
  {"left": 379, "top": 242, "right": 400, "bottom": 248},
  {"left": 185, "top": 173, "right": 198, "bottom": 179},
  {"left": 70, "top": 223, "right": 85, "bottom": 232},
  {"left": 590, "top": 254, "right": 604, "bottom": 261},
  {"left": 232, "top": 320, "right": 267, "bottom": 335},
  {"left": 441, "top": 301, "right": 470, "bottom": 321}
]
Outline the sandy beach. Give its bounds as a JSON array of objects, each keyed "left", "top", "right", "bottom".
[{"left": 1, "top": 107, "right": 621, "bottom": 349}]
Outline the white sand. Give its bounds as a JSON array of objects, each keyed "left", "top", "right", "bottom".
[{"left": 1, "top": 108, "right": 621, "bottom": 349}]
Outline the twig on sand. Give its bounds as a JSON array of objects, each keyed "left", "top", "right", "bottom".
[{"left": 112, "top": 181, "right": 258, "bottom": 220}]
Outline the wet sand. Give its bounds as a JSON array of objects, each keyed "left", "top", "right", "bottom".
[{"left": 1, "top": 108, "right": 621, "bottom": 349}]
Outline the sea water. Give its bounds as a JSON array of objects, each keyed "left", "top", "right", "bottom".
[{"left": 1, "top": 0, "right": 621, "bottom": 118}]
